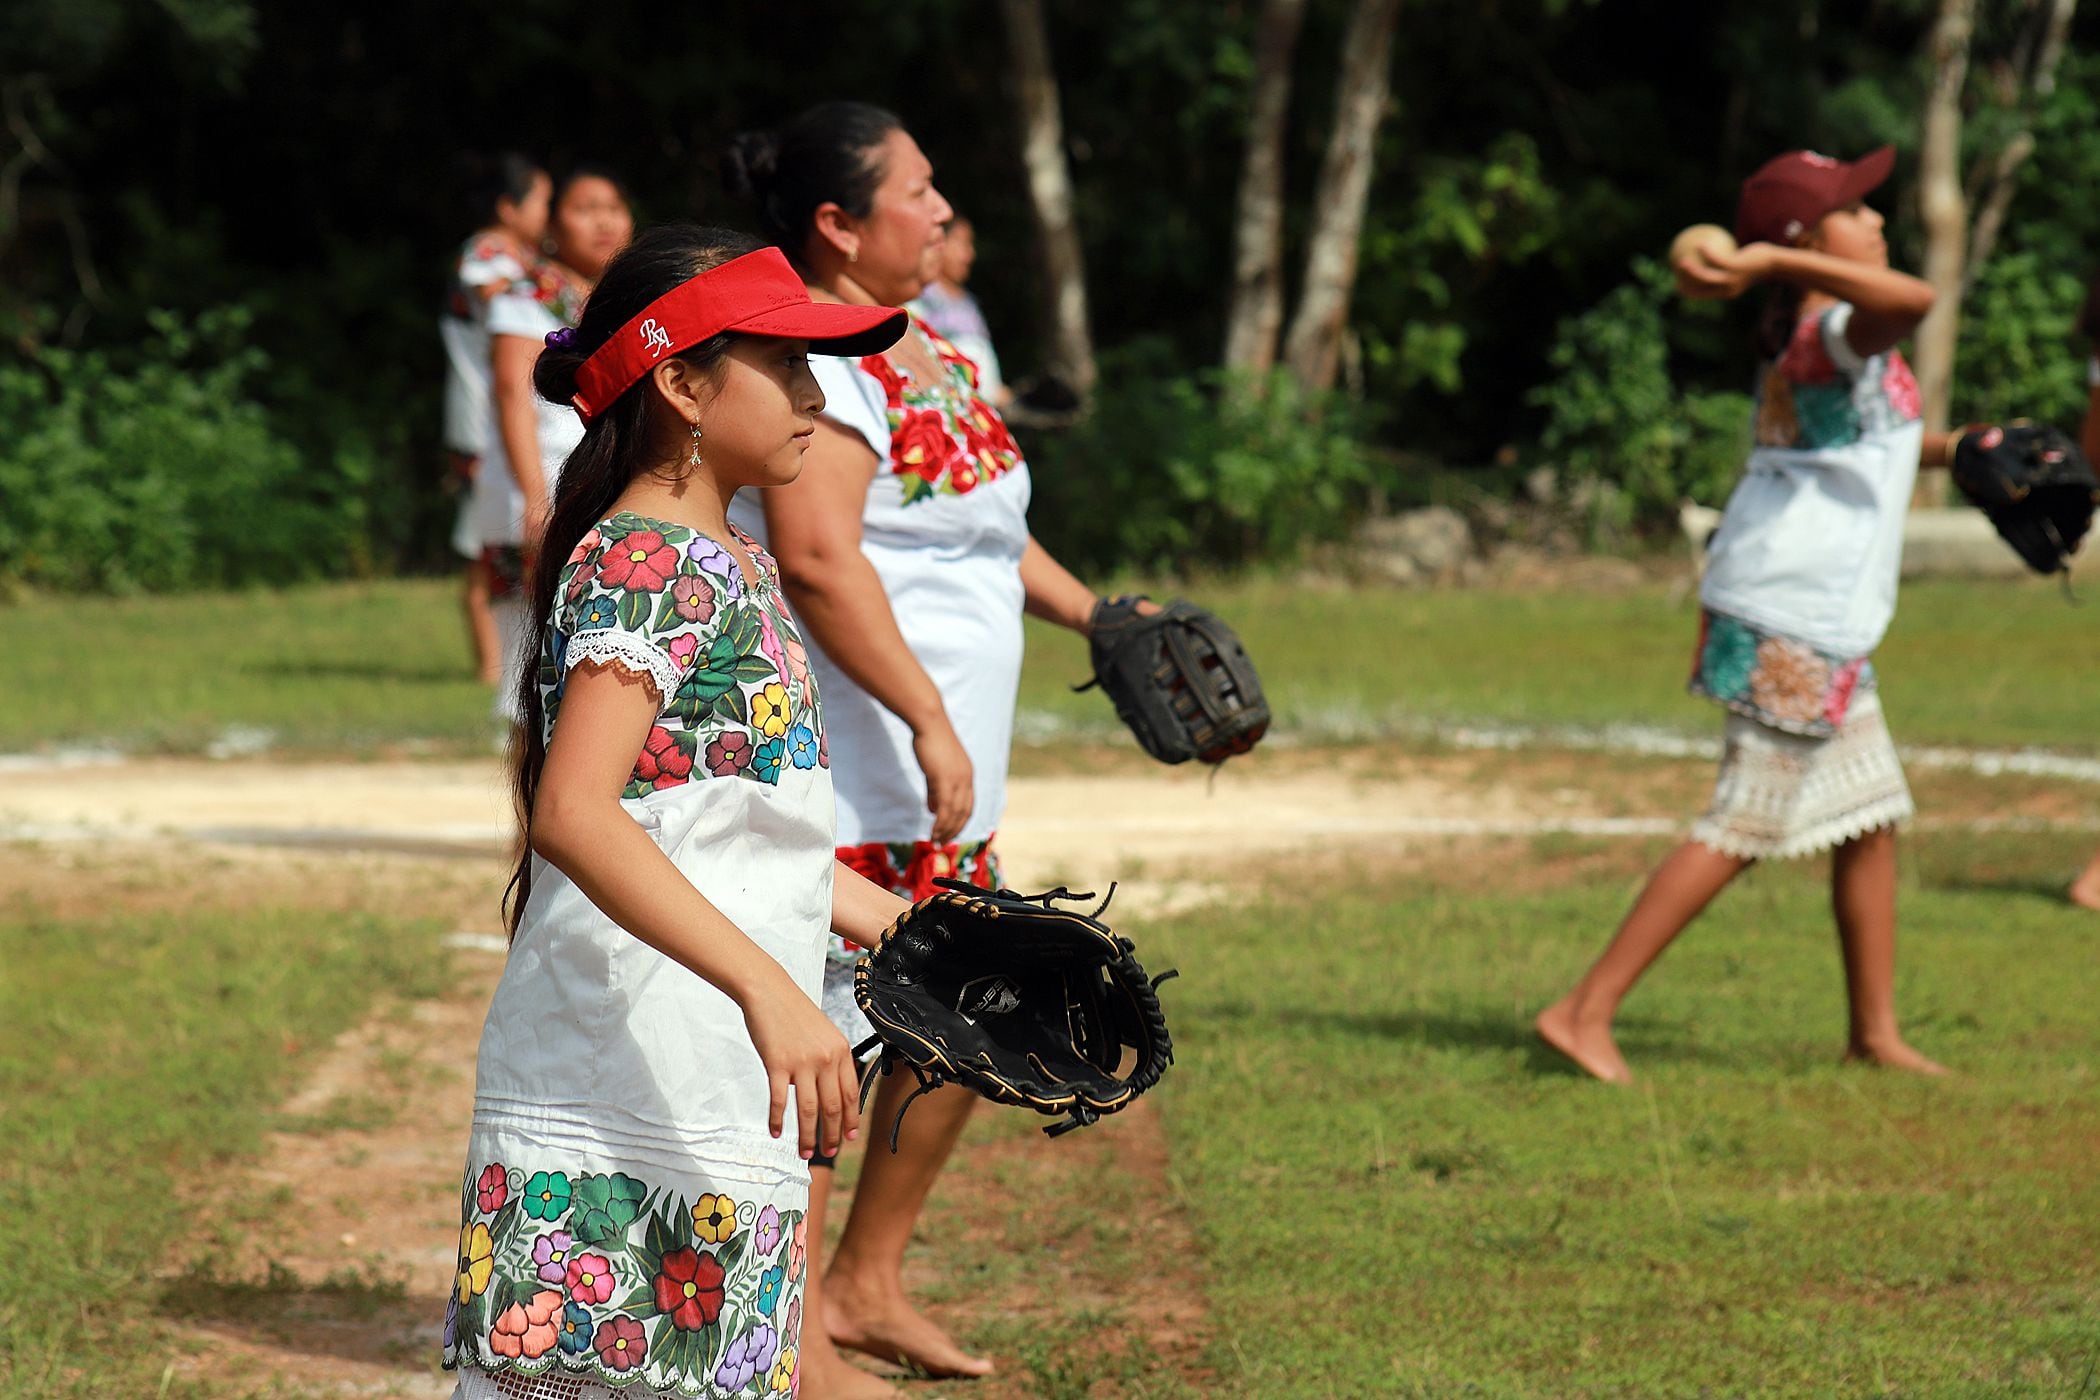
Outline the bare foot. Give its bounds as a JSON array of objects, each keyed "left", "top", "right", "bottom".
[
  {"left": 1844, "top": 1039, "right": 1949, "bottom": 1076},
  {"left": 798, "top": 1328, "right": 904, "bottom": 1400},
  {"left": 825, "top": 1270, "right": 995, "bottom": 1379},
  {"left": 1534, "top": 997, "right": 1633, "bottom": 1084},
  {"left": 2069, "top": 864, "right": 2100, "bottom": 912}
]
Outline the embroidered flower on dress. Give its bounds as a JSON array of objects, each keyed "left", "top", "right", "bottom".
[
  {"left": 456, "top": 1223, "right": 495, "bottom": 1303},
  {"left": 788, "top": 1218, "right": 807, "bottom": 1284},
  {"left": 522, "top": 1170, "right": 570, "bottom": 1221},
  {"left": 597, "top": 530, "right": 679, "bottom": 593},
  {"left": 558, "top": 1302, "right": 594, "bottom": 1355},
  {"left": 757, "top": 1265, "right": 785, "bottom": 1316},
  {"left": 635, "top": 726, "right": 694, "bottom": 790},
  {"left": 1749, "top": 637, "right": 1831, "bottom": 725},
  {"left": 1883, "top": 355, "right": 1921, "bottom": 421},
  {"left": 532, "top": 1229, "right": 574, "bottom": 1284},
  {"left": 706, "top": 732, "right": 754, "bottom": 777},
  {"left": 716, "top": 1323, "right": 782, "bottom": 1391},
  {"left": 565, "top": 1252, "right": 616, "bottom": 1306},
  {"left": 1698, "top": 615, "right": 1759, "bottom": 700},
  {"left": 489, "top": 1288, "right": 563, "bottom": 1359},
  {"left": 788, "top": 724, "right": 819, "bottom": 771},
  {"left": 754, "top": 1205, "right": 783, "bottom": 1255},
  {"left": 1825, "top": 658, "right": 1866, "bottom": 727},
  {"left": 594, "top": 1314, "right": 647, "bottom": 1372},
  {"left": 752, "top": 737, "right": 787, "bottom": 784},
  {"left": 752, "top": 683, "right": 791, "bottom": 738},
  {"left": 475, "top": 1163, "right": 508, "bottom": 1213},
  {"left": 576, "top": 596, "right": 619, "bottom": 631},
  {"left": 770, "top": 1345, "right": 798, "bottom": 1394},
  {"left": 653, "top": 1247, "right": 726, "bottom": 1331},
  {"left": 693, "top": 1193, "right": 739, "bottom": 1245},
  {"left": 666, "top": 631, "right": 699, "bottom": 669},
  {"left": 671, "top": 574, "right": 716, "bottom": 624}
]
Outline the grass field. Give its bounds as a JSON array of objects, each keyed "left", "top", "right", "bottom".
[
  {"left": 1, "top": 573, "right": 2094, "bottom": 756},
  {"left": 1140, "top": 827, "right": 2100, "bottom": 1396},
  {"left": 0, "top": 905, "right": 443, "bottom": 1398}
]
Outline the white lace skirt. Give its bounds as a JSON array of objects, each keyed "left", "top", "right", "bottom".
[
  {"left": 1689, "top": 690, "right": 1914, "bottom": 860},
  {"left": 455, "top": 1373, "right": 673, "bottom": 1399}
]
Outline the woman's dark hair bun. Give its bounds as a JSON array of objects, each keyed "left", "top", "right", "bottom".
[
  {"left": 721, "top": 130, "right": 779, "bottom": 201},
  {"left": 532, "top": 339, "right": 586, "bottom": 409}
]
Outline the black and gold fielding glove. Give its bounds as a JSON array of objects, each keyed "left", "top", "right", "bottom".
[
  {"left": 1078, "top": 596, "right": 1270, "bottom": 765},
  {"left": 853, "top": 880, "right": 1175, "bottom": 1147}
]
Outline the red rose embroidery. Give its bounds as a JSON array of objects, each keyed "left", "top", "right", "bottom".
[
  {"left": 634, "top": 726, "right": 693, "bottom": 790},
  {"left": 1882, "top": 355, "right": 1921, "bottom": 421},
  {"left": 860, "top": 353, "right": 908, "bottom": 401},
  {"left": 890, "top": 408, "right": 956, "bottom": 483},
  {"left": 1778, "top": 314, "right": 1839, "bottom": 386}
]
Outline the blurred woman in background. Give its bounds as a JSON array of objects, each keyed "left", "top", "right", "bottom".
[
  {"left": 441, "top": 151, "right": 549, "bottom": 682},
  {"left": 478, "top": 164, "right": 634, "bottom": 722}
]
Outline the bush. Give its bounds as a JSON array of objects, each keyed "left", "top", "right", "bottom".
[
  {"left": 1950, "top": 251, "right": 2088, "bottom": 431},
  {"left": 0, "top": 308, "right": 372, "bottom": 592},
  {"left": 1528, "top": 258, "right": 1751, "bottom": 536},
  {"left": 1024, "top": 342, "right": 1371, "bottom": 575}
]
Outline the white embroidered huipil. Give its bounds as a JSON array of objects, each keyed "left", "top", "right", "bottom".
[{"left": 445, "top": 514, "right": 825, "bottom": 1400}]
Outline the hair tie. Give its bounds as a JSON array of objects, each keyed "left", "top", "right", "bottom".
[{"left": 545, "top": 326, "right": 578, "bottom": 350}]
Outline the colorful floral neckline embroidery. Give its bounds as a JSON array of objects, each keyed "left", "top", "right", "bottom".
[
  {"left": 1753, "top": 308, "right": 1921, "bottom": 451},
  {"left": 1689, "top": 609, "right": 1872, "bottom": 737},
  {"left": 860, "top": 319, "right": 1023, "bottom": 505},
  {"left": 445, "top": 1158, "right": 806, "bottom": 1395},
  {"left": 543, "top": 513, "right": 826, "bottom": 799}
]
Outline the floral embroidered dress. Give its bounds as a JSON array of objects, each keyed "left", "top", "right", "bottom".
[
  {"left": 445, "top": 514, "right": 826, "bottom": 1399},
  {"left": 1692, "top": 301, "right": 1924, "bottom": 736},
  {"left": 471, "top": 258, "right": 590, "bottom": 555},
  {"left": 442, "top": 234, "right": 533, "bottom": 558}
]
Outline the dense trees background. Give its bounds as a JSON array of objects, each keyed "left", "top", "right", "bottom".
[{"left": 3, "top": 0, "right": 2097, "bottom": 588}]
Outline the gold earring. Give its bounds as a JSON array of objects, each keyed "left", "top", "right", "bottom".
[
  {"left": 688, "top": 423, "right": 704, "bottom": 468},
  {"left": 848, "top": 246, "right": 859, "bottom": 264}
]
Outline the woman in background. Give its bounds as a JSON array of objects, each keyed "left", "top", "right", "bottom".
[
  {"left": 441, "top": 151, "right": 549, "bottom": 682},
  {"left": 479, "top": 165, "right": 634, "bottom": 722},
  {"left": 908, "top": 214, "right": 1009, "bottom": 409}
]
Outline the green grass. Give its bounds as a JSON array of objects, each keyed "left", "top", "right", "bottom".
[
  {"left": 2, "top": 574, "right": 2091, "bottom": 756},
  {"left": 0, "top": 904, "right": 444, "bottom": 1397},
  {"left": 1137, "top": 830, "right": 2100, "bottom": 1396}
]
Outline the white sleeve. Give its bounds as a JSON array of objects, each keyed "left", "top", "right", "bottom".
[
  {"left": 811, "top": 355, "right": 891, "bottom": 463},
  {"left": 1819, "top": 301, "right": 1870, "bottom": 379},
  {"left": 487, "top": 292, "right": 556, "bottom": 341}
]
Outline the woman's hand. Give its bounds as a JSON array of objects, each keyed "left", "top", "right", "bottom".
[
  {"left": 742, "top": 983, "right": 861, "bottom": 1160},
  {"left": 913, "top": 717, "right": 975, "bottom": 844},
  {"left": 1674, "top": 241, "right": 1771, "bottom": 301}
]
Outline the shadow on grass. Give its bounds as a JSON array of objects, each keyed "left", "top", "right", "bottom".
[
  {"left": 1206, "top": 1000, "right": 1724, "bottom": 1074},
  {"left": 253, "top": 659, "right": 478, "bottom": 684},
  {"left": 158, "top": 1259, "right": 441, "bottom": 1371},
  {"left": 1924, "top": 873, "right": 2083, "bottom": 905}
]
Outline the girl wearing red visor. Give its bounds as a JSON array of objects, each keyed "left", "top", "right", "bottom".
[
  {"left": 1539, "top": 147, "right": 1996, "bottom": 1084},
  {"left": 441, "top": 225, "right": 916, "bottom": 1399}
]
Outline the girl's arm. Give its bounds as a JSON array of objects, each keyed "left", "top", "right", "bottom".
[
  {"left": 491, "top": 333, "right": 551, "bottom": 546},
  {"left": 832, "top": 861, "right": 911, "bottom": 951},
  {"left": 1692, "top": 245, "right": 1936, "bottom": 359},
  {"left": 1020, "top": 535, "right": 1099, "bottom": 633},
  {"left": 532, "top": 663, "right": 861, "bottom": 1159},
  {"left": 762, "top": 421, "right": 976, "bottom": 843}
]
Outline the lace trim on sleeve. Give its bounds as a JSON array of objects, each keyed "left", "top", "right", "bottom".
[{"left": 564, "top": 630, "right": 684, "bottom": 705}]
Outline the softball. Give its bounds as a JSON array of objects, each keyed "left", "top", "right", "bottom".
[{"left": 1670, "top": 223, "right": 1738, "bottom": 299}]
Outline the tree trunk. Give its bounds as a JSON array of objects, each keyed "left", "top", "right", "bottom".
[
  {"left": 1221, "top": 0, "right": 1310, "bottom": 375},
  {"left": 1963, "top": 0, "right": 2076, "bottom": 289},
  {"left": 1282, "top": 0, "right": 1403, "bottom": 396},
  {"left": 1911, "top": 0, "right": 1974, "bottom": 515},
  {"left": 998, "top": 0, "right": 1095, "bottom": 397}
]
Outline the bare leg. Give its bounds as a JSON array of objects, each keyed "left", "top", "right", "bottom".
[
  {"left": 2070, "top": 848, "right": 2100, "bottom": 911},
  {"left": 1832, "top": 826, "right": 1947, "bottom": 1074},
  {"left": 825, "top": 1076, "right": 993, "bottom": 1378},
  {"left": 796, "top": 1163, "right": 900, "bottom": 1400},
  {"left": 463, "top": 558, "right": 499, "bottom": 684},
  {"left": 1536, "top": 839, "right": 1751, "bottom": 1083}
]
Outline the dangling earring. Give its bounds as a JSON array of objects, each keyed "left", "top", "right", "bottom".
[
  {"left": 687, "top": 422, "right": 704, "bottom": 468},
  {"left": 847, "top": 246, "right": 859, "bottom": 264}
]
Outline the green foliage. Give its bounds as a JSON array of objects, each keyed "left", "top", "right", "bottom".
[
  {"left": 1951, "top": 251, "right": 2089, "bottom": 430},
  {"left": 0, "top": 307, "right": 372, "bottom": 593},
  {"left": 1027, "top": 344, "right": 1370, "bottom": 574},
  {"left": 1527, "top": 259, "right": 1750, "bottom": 531}
]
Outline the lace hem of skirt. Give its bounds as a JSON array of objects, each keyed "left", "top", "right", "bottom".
[
  {"left": 451, "top": 1367, "right": 692, "bottom": 1399},
  {"left": 1687, "top": 693, "right": 1914, "bottom": 861}
]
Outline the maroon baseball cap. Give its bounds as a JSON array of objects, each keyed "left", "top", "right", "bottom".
[{"left": 1734, "top": 146, "right": 1895, "bottom": 246}]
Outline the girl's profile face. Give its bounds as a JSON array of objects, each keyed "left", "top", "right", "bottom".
[
  {"left": 688, "top": 337, "right": 825, "bottom": 491},
  {"left": 847, "top": 129, "right": 954, "bottom": 306},
  {"left": 1807, "top": 202, "right": 1888, "bottom": 267},
  {"left": 497, "top": 172, "right": 552, "bottom": 246},
  {"left": 553, "top": 176, "right": 635, "bottom": 281}
]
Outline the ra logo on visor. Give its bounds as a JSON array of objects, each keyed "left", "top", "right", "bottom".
[{"left": 640, "top": 318, "right": 673, "bottom": 359}]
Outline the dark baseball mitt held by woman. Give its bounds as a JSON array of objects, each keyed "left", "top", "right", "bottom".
[{"left": 1077, "top": 595, "right": 1270, "bottom": 764}]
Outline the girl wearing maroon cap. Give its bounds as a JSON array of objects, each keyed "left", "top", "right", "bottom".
[
  {"left": 1538, "top": 147, "right": 1984, "bottom": 1084},
  {"left": 439, "top": 224, "right": 916, "bottom": 1399}
]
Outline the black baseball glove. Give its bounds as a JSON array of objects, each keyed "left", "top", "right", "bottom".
[
  {"left": 1077, "top": 596, "right": 1270, "bottom": 765},
  {"left": 1951, "top": 421, "right": 2098, "bottom": 575},
  {"left": 853, "top": 880, "right": 1175, "bottom": 1146}
]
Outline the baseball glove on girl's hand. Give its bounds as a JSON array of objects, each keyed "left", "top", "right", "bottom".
[
  {"left": 852, "top": 880, "right": 1175, "bottom": 1148},
  {"left": 1077, "top": 596, "right": 1270, "bottom": 765},
  {"left": 1951, "top": 422, "right": 2099, "bottom": 575}
]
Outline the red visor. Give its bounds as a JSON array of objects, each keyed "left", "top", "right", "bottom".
[{"left": 569, "top": 247, "right": 907, "bottom": 423}]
